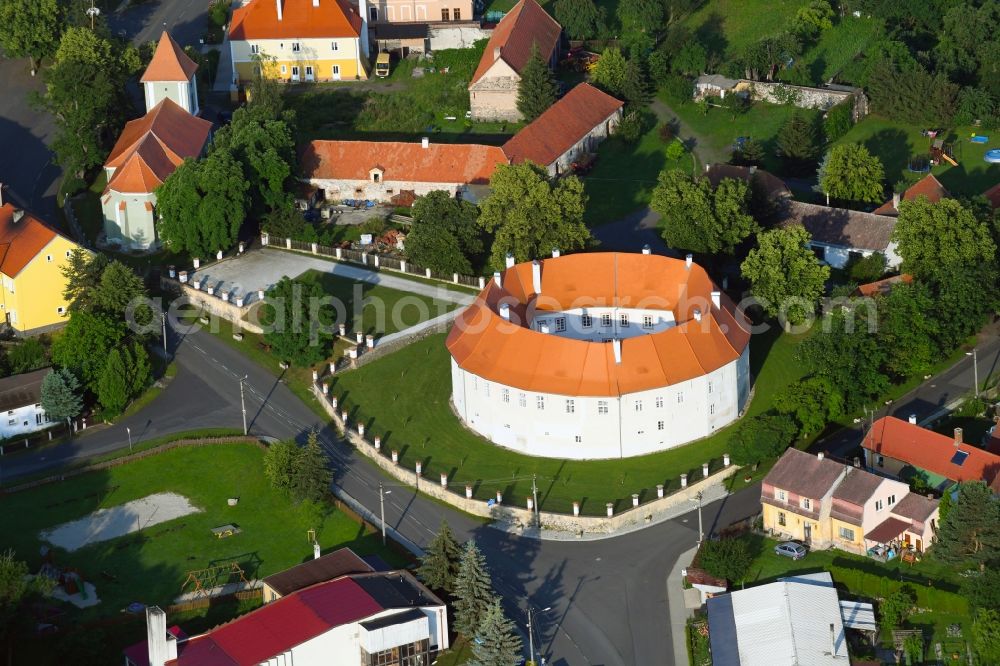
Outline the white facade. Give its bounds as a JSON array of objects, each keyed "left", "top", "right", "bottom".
[
  {"left": 811, "top": 240, "right": 902, "bottom": 270},
  {"left": 451, "top": 345, "right": 750, "bottom": 459},
  {"left": 230, "top": 36, "right": 365, "bottom": 82},
  {"left": 0, "top": 402, "right": 51, "bottom": 439},
  {"left": 531, "top": 306, "right": 676, "bottom": 341},
  {"left": 143, "top": 76, "right": 199, "bottom": 116},
  {"left": 310, "top": 176, "right": 477, "bottom": 203}
]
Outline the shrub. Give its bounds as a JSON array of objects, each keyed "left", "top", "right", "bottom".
[
  {"left": 846, "top": 252, "right": 886, "bottom": 283},
  {"left": 823, "top": 100, "right": 854, "bottom": 144},
  {"left": 263, "top": 440, "right": 301, "bottom": 492},
  {"left": 697, "top": 537, "right": 753, "bottom": 583},
  {"left": 729, "top": 413, "right": 798, "bottom": 465},
  {"left": 359, "top": 217, "right": 386, "bottom": 236},
  {"left": 208, "top": 0, "right": 229, "bottom": 27},
  {"left": 658, "top": 123, "right": 675, "bottom": 142},
  {"left": 660, "top": 75, "right": 693, "bottom": 106},
  {"left": 879, "top": 585, "right": 917, "bottom": 630},
  {"left": 665, "top": 138, "right": 686, "bottom": 161},
  {"left": 614, "top": 109, "right": 647, "bottom": 143}
]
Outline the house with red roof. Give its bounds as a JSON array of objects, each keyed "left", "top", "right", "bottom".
[
  {"left": 468, "top": 0, "right": 561, "bottom": 121},
  {"left": 863, "top": 415, "right": 1000, "bottom": 494},
  {"left": 102, "top": 32, "right": 211, "bottom": 251},
  {"left": 130, "top": 569, "right": 448, "bottom": 666},
  {"left": 873, "top": 173, "right": 950, "bottom": 216},
  {"left": 984, "top": 181, "right": 1000, "bottom": 209}
]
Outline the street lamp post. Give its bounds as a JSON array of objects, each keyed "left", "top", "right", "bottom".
[
  {"left": 527, "top": 605, "right": 552, "bottom": 666},
  {"left": 161, "top": 312, "right": 168, "bottom": 355},
  {"left": 239, "top": 375, "right": 248, "bottom": 435},
  {"left": 691, "top": 491, "right": 704, "bottom": 544},
  {"left": 126, "top": 426, "right": 132, "bottom": 453},
  {"left": 379, "top": 483, "right": 392, "bottom": 545},
  {"left": 966, "top": 349, "right": 979, "bottom": 398}
]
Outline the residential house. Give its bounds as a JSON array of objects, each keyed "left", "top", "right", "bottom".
[
  {"left": 502, "top": 83, "right": 623, "bottom": 176},
  {"left": 703, "top": 163, "right": 792, "bottom": 204},
  {"left": 131, "top": 570, "right": 448, "bottom": 666},
  {"left": 300, "top": 138, "right": 508, "bottom": 203},
  {"left": 707, "top": 571, "right": 874, "bottom": 666},
  {"left": 0, "top": 369, "right": 55, "bottom": 439},
  {"left": 762, "top": 448, "right": 940, "bottom": 556},
  {"left": 102, "top": 33, "right": 212, "bottom": 250},
  {"left": 873, "top": 173, "right": 950, "bottom": 216},
  {"left": 853, "top": 273, "right": 913, "bottom": 298},
  {"left": 468, "top": 0, "right": 561, "bottom": 121},
  {"left": 693, "top": 74, "right": 740, "bottom": 99},
  {"left": 261, "top": 546, "right": 375, "bottom": 602},
  {"left": 778, "top": 200, "right": 901, "bottom": 269},
  {"left": 366, "top": 0, "right": 471, "bottom": 24},
  {"left": 0, "top": 199, "right": 83, "bottom": 334},
  {"left": 228, "top": 0, "right": 368, "bottom": 85},
  {"left": 863, "top": 415, "right": 1000, "bottom": 494}
]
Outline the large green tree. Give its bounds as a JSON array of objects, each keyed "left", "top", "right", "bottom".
[
  {"left": 263, "top": 440, "right": 302, "bottom": 492},
  {"left": 818, "top": 144, "right": 885, "bottom": 204},
  {"left": 892, "top": 198, "right": 996, "bottom": 281},
  {"left": 697, "top": 536, "right": 753, "bottom": 583},
  {"left": 60, "top": 248, "right": 108, "bottom": 312},
  {"left": 516, "top": 44, "right": 558, "bottom": 122},
  {"left": 417, "top": 520, "right": 463, "bottom": 593},
  {"left": 652, "top": 171, "right": 758, "bottom": 254},
  {"left": 592, "top": 47, "right": 628, "bottom": 98},
  {"left": 156, "top": 151, "right": 250, "bottom": 257},
  {"left": 617, "top": 0, "right": 663, "bottom": 35},
  {"left": 775, "top": 111, "right": 820, "bottom": 172},
  {"left": 406, "top": 191, "right": 483, "bottom": 275},
  {"left": 0, "top": 0, "right": 63, "bottom": 74},
  {"left": 212, "top": 105, "right": 296, "bottom": 212},
  {"left": 728, "top": 413, "right": 798, "bottom": 465},
  {"left": 740, "top": 226, "right": 829, "bottom": 325},
  {"left": 96, "top": 342, "right": 151, "bottom": 416},
  {"left": 773, "top": 376, "right": 843, "bottom": 437},
  {"left": 260, "top": 276, "right": 332, "bottom": 367},
  {"left": 554, "top": 0, "right": 604, "bottom": 40},
  {"left": 470, "top": 598, "right": 523, "bottom": 666},
  {"left": 933, "top": 481, "right": 1000, "bottom": 570},
  {"left": 972, "top": 609, "right": 1000, "bottom": 665},
  {"left": 478, "top": 162, "right": 590, "bottom": 269},
  {"left": 0, "top": 550, "right": 54, "bottom": 660},
  {"left": 876, "top": 282, "right": 939, "bottom": 380},
  {"left": 40, "top": 368, "right": 83, "bottom": 429},
  {"left": 453, "top": 541, "right": 496, "bottom": 637},
  {"left": 51, "top": 311, "right": 127, "bottom": 390},
  {"left": 292, "top": 431, "right": 332, "bottom": 503}
]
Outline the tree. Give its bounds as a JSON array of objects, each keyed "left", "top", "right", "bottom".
[
  {"left": 260, "top": 276, "right": 332, "bottom": 367},
  {"left": 262, "top": 206, "right": 307, "bottom": 240},
  {"left": 954, "top": 87, "right": 998, "bottom": 128},
  {"left": 291, "top": 431, "right": 332, "bottom": 503},
  {"left": 973, "top": 609, "right": 1000, "bottom": 665},
  {"left": 0, "top": 550, "right": 54, "bottom": 656},
  {"left": 865, "top": 57, "right": 958, "bottom": 126},
  {"left": 775, "top": 111, "right": 821, "bottom": 171},
  {"left": 478, "top": 163, "right": 590, "bottom": 269},
  {"left": 0, "top": 0, "right": 63, "bottom": 74},
  {"left": 728, "top": 413, "right": 798, "bottom": 465},
  {"left": 879, "top": 585, "right": 916, "bottom": 630},
  {"left": 893, "top": 198, "right": 996, "bottom": 282},
  {"left": 621, "top": 57, "right": 651, "bottom": 107},
  {"left": 592, "top": 47, "right": 629, "bottom": 98},
  {"left": 774, "top": 376, "right": 842, "bottom": 437},
  {"left": 469, "top": 598, "right": 523, "bottom": 666},
  {"left": 697, "top": 537, "right": 753, "bottom": 583},
  {"left": 247, "top": 53, "right": 285, "bottom": 119},
  {"left": 554, "top": 0, "right": 604, "bottom": 41},
  {"left": 876, "top": 283, "right": 939, "bottom": 380},
  {"left": 823, "top": 99, "right": 854, "bottom": 143},
  {"left": 617, "top": 0, "right": 663, "bottom": 35},
  {"left": 60, "top": 248, "right": 108, "bottom": 312},
  {"left": 672, "top": 40, "right": 706, "bottom": 77},
  {"left": 6, "top": 338, "right": 47, "bottom": 375},
  {"left": 652, "top": 171, "right": 758, "bottom": 255},
  {"left": 418, "top": 520, "right": 463, "bottom": 593},
  {"left": 938, "top": 487, "right": 954, "bottom": 524},
  {"left": 732, "top": 138, "right": 765, "bottom": 166},
  {"left": 741, "top": 226, "right": 829, "bottom": 325},
  {"left": 818, "top": 144, "right": 885, "bottom": 204},
  {"left": 741, "top": 33, "right": 800, "bottom": 81},
  {"left": 97, "top": 343, "right": 151, "bottom": 415},
  {"left": 453, "top": 541, "right": 496, "bottom": 637},
  {"left": 846, "top": 252, "right": 886, "bottom": 283},
  {"left": 406, "top": 191, "right": 483, "bottom": 275},
  {"left": 516, "top": 44, "right": 557, "bottom": 122},
  {"left": 52, "top": 311, "right": 126, "bottom": 389},
  {"left": 792, "top": 0, "right": 834, "bottom": 38},
  {"left": 933, "top": 481, "right": 1000, "bottom": 570},
  {"left": 212, "top": 106, "right": 296, "bottom": 212},
  {"left": 94, "top": 261, "right": 149, "bottom": 319},
  {"left": 156, "top": 151, "right": 250, "bottom": 257},
  {"left": 40, "top": 368, "right": 82, "bottom": 429},
  {"left": 263, "top": 440, "right": 302, "bottom": 491},
  {"left": 966, "top": 567, "right": 1000, "bottom": 613}
]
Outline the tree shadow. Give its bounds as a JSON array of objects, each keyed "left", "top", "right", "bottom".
[
  {"left": 862, "top": 128, "right": 912, "bottom": 187},
  {"left": 695, "top": 13, "right": 728, "bottom": 62}
]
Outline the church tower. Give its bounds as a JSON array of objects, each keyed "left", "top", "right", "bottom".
[{"left": 140, "top": 32, "right": 200, "bottom": 116}]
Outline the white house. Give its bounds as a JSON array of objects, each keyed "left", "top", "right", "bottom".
[
  {"left": 779, "top": 200, "right": 901, "bottom": 269},
  {"left": 447, "top": 252, "right": 753, "bottom": 459},
  {"left": 0, "top": 368, "right": 53, "bottom": 440}
]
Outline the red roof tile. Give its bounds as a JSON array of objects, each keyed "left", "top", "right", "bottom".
[
  {"left": 501, "top": 83, "right": 622, "bottom": 167},
  {"left": 864, "top": 515, "right": 911, "bottom": 543},
  {"left": 853, "top": 274, "right": 913, "bottom": 298},
  {"left": 470, "top": 0, "right": 561, "bottom": 86},
  {"left": 984, "top": 181, "right": 1000, "bottom": 209},
  {"left": 229, "top": 0, "right": 362, "bottom": 40},
  {"left": 301, "top": 140, "right": 508, "bottom": 185},
  {"left": 141, "top": 32, "right": 198, "bottom": 82},
  {"left": 763, "top": 448, "right": 845, "bottom": 500},
  {"left": 873, "top": 174, "right": 950, "bottom": 215},
  {"left": 0, "top": 204, "right": 62, "bottom": 277},
  {"left": 863, "top": 417, "right": 1000, "bottom": 492}
]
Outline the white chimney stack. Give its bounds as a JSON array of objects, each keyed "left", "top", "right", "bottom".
[
  {"left": 693, "top": 308, "right": 702, "bottom": 322},
  {"left": 642, "top": 244, "right": 651, "bottom": 255},
  {"left": 313, "top": 541, "right": 321, "bottom": 559},
  {"left": 908, "top": 414, "right": 917, "bottom": 425},
  {"left": 531, "top": 260, "right": 541, "bottom": 294},
  {"left": 505, "top": 252, "right": 515, "bottom": 269},
  {"left": 499, "top": 303, "right": 510, "bottom": 321},
  {"left": 551, "top": 248, "right": 560, "bottom": 258},
  {"left": 817, "top": 452, "right": 825, "bottom": 461},
  {"left": 954, "top": 427, "right": 963, "bottom": 446},
  {"left": 421, "top": 137, "right": 429, "bottom": 149},
  {"left": 146, "top": 607, "right": 176, "bottom": 666},
  {"left": 711, "top": 291, "right": 721, "bottom": 309},
  {"left": 0, "top": 183, "right": 4, "bottom": 207},
  {"left": 313, "top": 0, "right": 319, "bottom": 5},
  {"left": 685, "top": 253, "right": 693, "bottom": 269},
  {"left": 612, "top": 338, "right": 622, "bottom": 364},
  {"left": 893, "top": 192, "right": 901, "bottom": 210},
  {"left": 493, "top": 271, "right": 502, "bottom": 287},
  {"left": 493, "top": 46, "right": 501, "bottom": 61},
  {"left": 276, "top": 0, "right": 283, "bottom": 20},
  {"left": 540, "top": 322, "right": 551, "bottom": 334}
]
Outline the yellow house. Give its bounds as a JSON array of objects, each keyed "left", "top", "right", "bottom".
[
  {"left": 228, "top": 0, "right": 369, "bottom": 85},
  {"left": 0, "top": 201, "right": 84, "bottom": 334}
]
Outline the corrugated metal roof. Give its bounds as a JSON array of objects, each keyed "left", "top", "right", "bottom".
[{"left": 839, "top": 600, "right": 876, "bottom": 632}]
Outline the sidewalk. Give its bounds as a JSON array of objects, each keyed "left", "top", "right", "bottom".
[{"left": 666, "top": 546, "right": 698, "bottom": 666}]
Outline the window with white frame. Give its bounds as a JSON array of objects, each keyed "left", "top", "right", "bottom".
[
  {"left": 291, "top": 42, "right": 301, "bottom": 52},
  {"left": 778, "top": 512, "right": 786, "bottom": 526},
  {"left": 655, "top": 396, "right": 663, "bottom": 408},
  {"left": 657, "top": 421, "right": 664, "bottom": 430},
  {"left": 776, "top": 489, "right": 786, "bottom": 501},
  {"left": 250, "top": 44, "right": 260, "bottom": 54},
  {"left": 601, "top": 313, "right": 612, "bottom": 327},
  {"left": 565, "top": 399, "right": 575, "bottom": 413},
  {"left": 331, "top": 41, "right": 339, "bottom": 51},
  {"left": 536, "top": 395, "right": 545, "bottom": 410},
  {"left": 620, "top": 313, "right": 629, "bottom": 327},
  {"left": 56, "top": 306, "right": 65, "bottom": 315},
  {"left": 575, "top": 435, "right": 582, "bottom": 442},
  {"left": 875, "top": 499, "right": 884, "bottom": 511},
  {"left": 581, "top": 314, "right": 592, "bottom": 328},
  {"left": 642, "top": 315, "right": 653, "bottom": 329},
  {"left": 677, "top": 392, "right": 684, "bottom": 403},
  {"left": 518, "top": 393, "right": 526, "bottom": 408},
  {"left": 332, "top": 64, "right": 340, "bottom": 75},
  {"left": 46, "top": 255, "right": 52, "bottom": 262},
  {"left": 555, "top": 317, "right": 566, "bottom": 332},
  {"left": 597, "top": 400, "right": 608, "bottom": 414},
  {"left": 708, "top": 380, "right": 713, "bottom": 394},
  {"left": 710, "top": 404, "right": 715, "bottom": 415},
  {"left": 280, "top": 65, "right": 287, "bottom": 74},
  {"left": 501, "top": 388, "right": 510, "bottom": 403},
  {"left": 801, "top": 497, "right": 811, "bottom": 510},
  {"left": 484, "top": 383, "right": 490, "bottom": 397},
  {"left": 634, "top": 400, "right": 643, "bottom": 412},
  {"left": 839, "top": 526, "right": 855, "bottom": 541},
  {"left": 888, "top": 494, "right": 896, "bottom": 506}
]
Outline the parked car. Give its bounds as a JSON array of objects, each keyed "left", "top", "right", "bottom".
[{"left": 774, "top": 542, "right": 808, "bottom": 560}]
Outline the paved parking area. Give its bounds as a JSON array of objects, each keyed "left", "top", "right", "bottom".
[{"left": 190, "top": 248, "right": 474, "bottom": 305}]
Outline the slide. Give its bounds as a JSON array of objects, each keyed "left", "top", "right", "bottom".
[{"left": 941, "top": 152, "right": 959, "bottom": 166}]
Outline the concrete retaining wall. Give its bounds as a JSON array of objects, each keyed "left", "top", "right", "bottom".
[
  {"left": 311, "top": 383, "right": 737, "bottom": 533},
  {"left": 160, "top": 277, "right": 263, "bottom": 334}
]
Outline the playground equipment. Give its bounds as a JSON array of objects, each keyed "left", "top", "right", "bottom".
[
  {"left": 930, "top": 138, "right": 959, "bottom": 166},
  {"left": 986, "top": 149, "right": 1000, "bottom": 164},
  {"left": 971, "top": 134, "right": 989, "bottom": 144},
  {"left": 181, "top": 562, "right": 250, "bottom": 598}
]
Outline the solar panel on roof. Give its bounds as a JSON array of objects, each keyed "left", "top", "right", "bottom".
[{"left": 950, "top": 450, "right": 969, "bottom": 466}]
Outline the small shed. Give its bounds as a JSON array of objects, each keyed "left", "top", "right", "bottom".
[{"left": 694, "top": 74, "right": 740, "bottom": 99}]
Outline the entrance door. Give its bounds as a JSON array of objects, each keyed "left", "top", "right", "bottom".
[
  {"left": 332, "top": 64, "right": 341, "bottom": 80},
  {"left": 916, "top": 537, "right": 923, "bottom": 553},
  {"left": 904, "top": 533, "right": 911, "bottom": 548},
  {"left": 291, "top": 66, "right": 300, "bottom": 82},
  {"left": 803, "top": 523, "right": 812, "bottom": 544},
  {"left": 305, "top": 66, "right": 314, "bottom": 82}
]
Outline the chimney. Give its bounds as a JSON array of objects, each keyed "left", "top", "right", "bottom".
[
  {"left": 421, "top": 137, "right": 429, "bottom": 149},
  {"left": 539, "top": 321, "right": 551, "bottom": 334},
  {"left": 892, "top": 192, "right": 900, "bottom": 210},
  {"left": 0, "top": 182, "right": 4, "bottom": 207},
  {"left": 704, "top": 163, "right": 711, "bottom": 173},
  {"left": 954, "top": 427, "right": 963, "bottom": 446},
  {"left": 685, "top": 253, "right": 693, "bottom": 269},
  {"left": 499, "top": 303, "right": 510, "bottom": 321},
  {"left": 313, "top": 541, "right": 321, "bottom": 559},
  {"left": 817, "top": 452, "right": 825, "bottom": 461},
  {"left": 146, "top": 607, "right": 170, "bottom": 666},
  {"left": 493, "top": 46, "right": 501, "bottom": 61},
  {"left": 692, "top": 308, "right": 702, "bottom": 322},
  {"left": 312, "top": 0, "right": 319, "bottom": 5},
  {"left": 551, "top": 248, "right": 560, "bottom": 258},
  {"left": 710, "top": 290, "right": 721, "bottom": 309},
  {"left": 612, "top": 338, "right": 622, "bottom": 364},
  {"left": 505, "top": 252, "right": 515, "bottom": 269},
  {"left": 493, "top": 271, "right": 502, "bottom": 288},
  {"left": 275, "top": 0, "right": 283, "bottom": 20},
  {"left": 642, "top": 244, "right": 651, "bottom": 255},
  {"left": 531, "top": 260, "right": 541, "bottom": 294},
  {"left": 829, "top": 623, "right": 836, "bottom": 656},
  {"left": 908, "top": 414, "right": 917, "bottom": 425},
  {"left": 749, "top": 165, "right": 757, "bottom": 174},
  {"left": 12, "top": 209, "right": 24, "bottom": 224}
]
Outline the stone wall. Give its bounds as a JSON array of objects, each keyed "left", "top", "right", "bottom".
[
  {"left": 737, "top": 81, "right": 868, "bottom": 120},
  {"left": 311, "top": 383, "right": 738, "bottom": 534},
  {"left": 160, "top": 276, "right": 263, "bottom": 334}
]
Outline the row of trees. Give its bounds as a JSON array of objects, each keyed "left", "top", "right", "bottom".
[{"left": 262, "top": 431, "right": 333, "bottom": 504}]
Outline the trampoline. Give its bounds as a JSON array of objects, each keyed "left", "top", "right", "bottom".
[
  {"left": 907, "top": 154, "right": 931, "bottom": 173},
  {"left": 986, "top": 149, "right": 1000, "bottom": 164}
]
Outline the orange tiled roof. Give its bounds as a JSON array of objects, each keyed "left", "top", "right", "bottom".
[
  {"left": 446, "top": 253, "right": 751, "bottom": 397},
  {"left": 502, "top": 83, "right": 622, "bottom": 167},
  {"left": 141, "top": 31, "right": 198, "bottom": 82},
  {"left": 229, "top": 0, "right": 362, "bottom": 40},
  {"left": 853, "top": 274, "right": 913, "bottom": 298},
  {"left": 873, "top": 173, "right": 950, "bottom": 215},
  {"left": 301, "top": 140, "right": 508, "bottom": 185},
  {"left": 0, "top": 204, "right": 62, "bottom": 277},
  {"left": 470, "top": 0, "right": 561, "bottom": 86},
  {"left": 104, "top": 98, "right": 212, "bottom": 194}
]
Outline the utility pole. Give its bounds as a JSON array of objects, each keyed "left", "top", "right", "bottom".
[
  {"left": 695, "top": 491, "right": 704, "bottom": 544},
  {"left": 527, "top": 605, "right": 551, "bottom": 666},
  {"left": 967, "top": 349, "right": 979, "bottom": 398},
  {"left": 161, "top": 312, "right": 168, "bottom": 355},
  {"left": 379, "top": 482, "right": 391, "bottom": 545},
  {"left": 126, "top": 426, "right": 132, "bottom": 453},
  {"left": 239, "top": 375, "right": 248, "bottom": 435},
  {"left": 531, "top": 474, "right": 539, "bottom": 527}
]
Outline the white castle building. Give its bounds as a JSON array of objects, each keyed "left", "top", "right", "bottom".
[{"left": 446, "top": 252, "right": 752, "bottom": 459}]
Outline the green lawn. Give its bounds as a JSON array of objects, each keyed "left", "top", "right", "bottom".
[
  {"left": 681, "top": 0, "right": 810, "bottom": 59},
  {"left": 834, "top": 115, "right": 1000, "bottom": 196},
  {"left": 779, "top": 16, "right": 883, "bottom": 85},
  {"left": 326, "top": 326, "right": 808, "bottom": 516},
  {"left": 435, "top": 636, "right": 474, "bottom": 665},
  {"left": 668, "top": 98, "right": 824, "bottom": 174}
]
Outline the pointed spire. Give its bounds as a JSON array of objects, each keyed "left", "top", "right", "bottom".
[{"left": 140, "top": 31, "right": 199, "bottom": 83}]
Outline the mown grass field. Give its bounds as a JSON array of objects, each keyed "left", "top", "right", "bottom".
[
  {"left": 780, "top": 15, "right": 883, "bottom": 85},
  {"left": 327, "top": 326, "right": 808, "bottom": 516},
  {"left": 681, "top": 0, "right": 810, "bottom": 58}
]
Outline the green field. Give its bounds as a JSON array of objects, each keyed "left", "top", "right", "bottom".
[
  {"left": 327, "top": 326, "right": 808, "bottom": 515},
  {"left": 780, "top": 16, "right": 883, "bottom": 85},
  {"left": 834, "top": 115, "right": 1000, "bottom": 196},
  {"left": 681, "top": 0, "right": 810, "bottom": 58}
]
